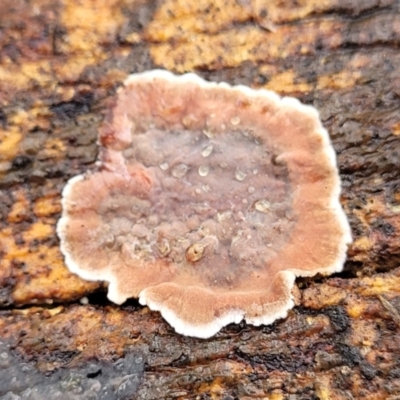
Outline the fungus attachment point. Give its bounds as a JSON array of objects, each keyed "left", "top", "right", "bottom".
[{"left": 57, "top": 70, "right": 352, "bottom": 339}]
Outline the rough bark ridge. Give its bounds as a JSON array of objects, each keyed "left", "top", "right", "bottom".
[{"left": 0, "top": 0, "right": 400, "bottom": 399}]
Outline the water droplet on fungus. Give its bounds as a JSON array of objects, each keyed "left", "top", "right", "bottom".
[
  {"left": 201, "top": 144, "right": 213, "bottom": 157},
  {"left": 254, "top": 199, "right": 271, "bottom": 213},
  {"left": 202, "top": 129, "right": 214, "bottom": 138},
  {"left": 198, "top": 165, "right": 210, "bottom": 177},
  {"left": 235, "top": 169, "right": 247, "bottom": 181},
  {"left": 159, "top": 162, "right": 169, "bottom": 170},
  {"left": 171, "top": 163, "right": 189, "bottom": 178},
  {"left": 230, "top": 116, "right": 241, "bottom": 125},
  {"left": 217, "top": 210, "right": 232, "bottom": 221},
  {"left": 182, "top": 114, "right": 198, "bottom": 129}
]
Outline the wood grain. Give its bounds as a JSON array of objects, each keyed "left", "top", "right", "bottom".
[{"left": 0, "top": 0, "right": 400, "bottom": 398}]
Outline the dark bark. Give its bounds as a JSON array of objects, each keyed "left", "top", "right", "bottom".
[{"left": 0, "top": 0, "right": 400, "bottom": 398}]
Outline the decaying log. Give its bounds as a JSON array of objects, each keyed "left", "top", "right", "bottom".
[{"left": 0, "top": 0, "right": 399, "bottom": 398}]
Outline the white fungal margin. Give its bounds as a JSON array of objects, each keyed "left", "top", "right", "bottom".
[
  {"left": 57, "top": 69, "right": 353, "bottom": 339},
  {"left": 139, "top": 290, "right": 245, "bottom": 339}
]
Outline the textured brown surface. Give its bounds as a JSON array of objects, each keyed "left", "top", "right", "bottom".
[{"left": 0, "top": 0, "right": 400, "bottom": 398}]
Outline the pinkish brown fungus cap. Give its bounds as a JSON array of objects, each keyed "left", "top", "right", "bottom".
[{"left": 57, "top": 70, "right": 352, "bottom": 338}]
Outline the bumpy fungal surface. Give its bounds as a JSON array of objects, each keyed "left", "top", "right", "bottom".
[{"left": 57, "top": 70, "right": 352, "bottom": 338}]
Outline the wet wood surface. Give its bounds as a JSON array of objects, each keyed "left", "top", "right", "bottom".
[{"left": 0, "top": 0, "right": 400, "bottom": 398}]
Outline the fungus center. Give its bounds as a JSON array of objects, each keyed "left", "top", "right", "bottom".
[{"left": 99, "top": 126, "right": 294, "bottom": 288}]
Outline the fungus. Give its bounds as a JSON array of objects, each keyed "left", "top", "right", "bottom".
[{"left": 57, "top": 70, "right": 352, "bottom": 338}]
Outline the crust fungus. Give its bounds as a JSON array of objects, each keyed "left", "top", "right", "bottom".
[{"left": 57, "top": 70, "right": 352, "bottom": 338}]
